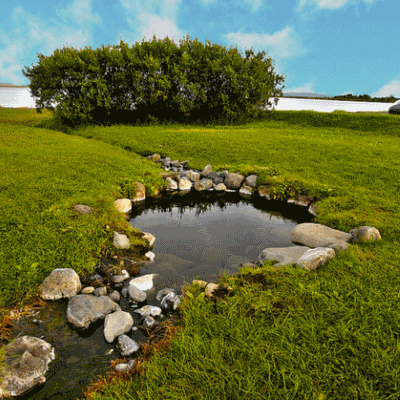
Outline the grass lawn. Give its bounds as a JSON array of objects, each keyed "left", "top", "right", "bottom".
[{"left": 1, "top": 106, "right": 400, "bottom": 399}]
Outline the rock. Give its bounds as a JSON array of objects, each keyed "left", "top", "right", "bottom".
[
  {"left": 258, "top": 246, "right": 312, "bottom": 267},
  {"left": 148, "top": 153, "right": 161, "bottom": 162},
  {"left": 291, "top": 223, "right": 352, "bottom": 248},
  {"left": 245, "top": 175, "right": 257, "bottom": 187},
  {"left": 117, "top": 335, "right": 140, "bottom": 356},
  {"left": 309, "top": 203, "right": 317, "bottom": 216},
  {"left": 298, "top": 247, "right": 336, "bottom": 271},
  {"left": 213, "top": 183, "right": 227, "bottom": 191},
  {"left": 205, "top": 283, "right": 219, "bottom": 297},
  {"left": 40, "top": 268, "right": 82, "bottom": 300},
  {"left": 128, "top": 285, "right": 147, "bottom": 302},
  {"left": 73, "top": 204, "right": 93, "bottom": 215},
  {"left": 66, "top": 294, "right": 121, "bottom": 330},
  {"left": 129, "top": 273, "right": 157, "bottom": 291},
  {"left": 156, "top": 288, "right": 175, "bottom": 301},
  {"left": 160, "top": 291, "right": 181, "bottom": 311},
  {"left": 109, "top": 291, "right": 121, "bottom": 302},
  {"left": 134, "top": 305, "right": 162, "bottom": 318},
  {"left": 115, "top": 363, "right": 130, "bottom": 373},
  {"left": 162, "top": 157, "right": 171, "bottom": 167},
  {"left": 170, "top": 160, "right": 181, "bottom": 167},
  {"left": 328, "top": 241, "right": 349, "bottom": 254},
  {"left": 194, "top": 178, "right": 213, "bottom": 191},
  {"left": 239, "top": 184, "right": 253, "bottom": 197},
  {"left": 287, "top": 195, "right": 311, "bottom": 207},
  {"left": 224, "top": 173, "right": 245, "bottom": 190},
  {"left": 0, "top": 336, "right": 55, "bottom": 398},
  {"left": 93, "top": 286, "right": 107, "bottom": 296},
  {"left": 81, "top": 286, "right": 94, "bottom": 294},
  {"left": 206, "top": 171, "right": 224, "bottom": 184},
  {"left": 349, "top": 226, "right": 381, "bottom": 243},
  {"left": 258, "top": 186, "right": 271, "bottom": 200},
  {"left": 166, "top": 177, "right": 178, "bottom": 191},
  {"left": 192, "top": 280, "right": 207, "bottom": 289},
  {"left": 111, "top": 275, "right": 126, "bottom": 284},
  {"left": 179, "top": 179, "right": 193, "bottom": 191},
  {"left": 132, "top": 182, "right": 146, "bottom": 202},
  {"left": 113, "top": 198, "right": 132, "bottom": 213},
  {"left": 145, "top": 251, "right": 155, "bottom": 261},
  {"left": 104, "top": 311, "right": 134, "bottom": 343},
  {"left": 113, "top": 232, "right": 131, "bottom": 249},
  {"left": 201, "top": 164, "right": 212, "bottom": 177},
  {"left": 190, "top": 171, "right": 200, "bottom": 182},
  {"left": 144, "top": 316, "right": 157, "bottom": 328},
  {"left": 142, "top": 232, "right": 156, "bottom": 247}
]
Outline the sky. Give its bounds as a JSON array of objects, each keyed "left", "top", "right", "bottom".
[{"left": 1, "top": 0, "right": 399, "bottom": 98}]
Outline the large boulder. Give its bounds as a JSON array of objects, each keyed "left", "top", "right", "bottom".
[
  {"left": 66, "top": 294, "right": 121, "bottom": 330},
  {"left": 258, "top": 246, "right": 311, "bottom": 267},
  {"left": 39, "top": 268, "right": 81, "bottom": 300},
  {"left": 224, "top": 173, "right": 245, "bottom": 189},
  {"left": 0, "top": 336, "right": 55, "bottom": 398},
  {"left": 104, "top": 311, "right": 134, "bottom": 343},
  {"left": 132, "top": 182, "right": 146, "bottom": 202},
  {"left": 291, "top": 223, "right": 352, "bottom": 248}
]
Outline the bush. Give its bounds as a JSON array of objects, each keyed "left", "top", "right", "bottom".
[{"left": 22, "top": 34, "right": 286, "bottom": 127}]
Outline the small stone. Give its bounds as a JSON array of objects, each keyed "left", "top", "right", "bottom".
[
  {"left": 40, "top": 268, "right": 82, "bottom": 300},
  {"left": 109, "top": 291, "right": 121, "bottom": 302},
  {"left": 156, "top": 288, "right": 175, "bottom": 301},
  {"left": 239, "top": 184, "right": 253, "bottom": 197},
  {"left": 113, "top": 198, "right": 132, "bottom": 213},
  {"left": 81, "top": 286, "right": 95, "bottom": 294},
  {"left": 145, "top": 251, "right": 155, "bottom": 261},
  {"left": 134, "top": 305, "right": 162, "bottom": 318},
  {"left": 73, "top": 204, "right": 93, "bottom": 215},
  {"left": 149, "top": 153, "right": 161, "bottom": 162},
  {"left": 298, "top": 247, "right": 336, "bottom": 272},
  {"left": 194, "top": 178, "right": 213, "bottom": 191},
  {"left": 117, "top": 335, "right": 140, "bottom": 356},
  {"left": 179, "top": 179, "right": 193, "bottom": 191},
  {"left": 245, "top": 175, "right": 257, "bottom": 188},
  {"left": 225, "top": 173, "right": 245, "bottom": 189},
  {"left": 93, "top": 286, "right": 107, "bottom": 296},
  {"left": 129, "top": 274, "right": 157, "bottom": 291},
  {"left": 349, "top": 226, "right": 381, "bottom": 243},
  {"left": 113, "top": 232, "right": 131, "bottom": 249},
  {"left": 192, "top": 280, "right": 207, "bottom": 289},
  {"left": 205, "top": 283, "right": 219, "bottom": 297},
  {"left": 190, "top": 172, "right": 200, "bottom": 182},
  {"left": 112, "top": 275, "right": 125, "bottom": 284},
  {"left": 104, "top": 311, "right": 134, "bottom": 343},
  {"left": 128, "top": 285, "right": 147, "bottom": 302},
  {"left": 165, "top": 177, "right": 178, "bottom": 191},
  {"left": 201, "top": 164, "right": 212, "bottom": 177},
  {"left": 115, "top": 363, "right": 130, "bottom": 373},
  {"left": 258, "top": 186, "right": 271, "bottom": 200},
  {"left": 132, "top": 182, "right": 146, "bottom": 203},
  {"left": 142, "top": 232, "right": 156, "bottom": 247}
]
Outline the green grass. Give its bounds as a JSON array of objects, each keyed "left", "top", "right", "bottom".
[{"left": 1, "top": 107, "right": 400, "bottom": 399}]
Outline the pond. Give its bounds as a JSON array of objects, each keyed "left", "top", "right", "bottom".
[{"left": 129, "top": 190, "right": 315, "bottom": 296}]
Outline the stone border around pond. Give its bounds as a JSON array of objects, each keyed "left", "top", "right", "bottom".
[{"left": 0, "top": 154, "right": 382, "bottom": 398}]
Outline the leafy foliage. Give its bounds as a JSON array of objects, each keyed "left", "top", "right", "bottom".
[{"left": 22, "top": 34, "right": 285, "bottom": 127}]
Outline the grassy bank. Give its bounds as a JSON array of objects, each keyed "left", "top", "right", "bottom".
[{"left": 1, "top": 107, "right": 400, "bottom": 399}]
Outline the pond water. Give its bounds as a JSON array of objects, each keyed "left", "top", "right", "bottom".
[{"left": 129, "top": 190, "right": 315, "bottom": 295}]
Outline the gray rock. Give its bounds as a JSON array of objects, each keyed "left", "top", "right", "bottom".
[
  {"left": 160, "top": 291, "right": 181, "bottom": 311},
  {"left": 298, "top": 247, "right": 336, "bottom": 271},
  {"left": 239, "top": 184, "right": 253, "bottom": 197},
  {"left": 291, "top": 223, "right": 352, "bottom": 248},
  {"left": 113, "top": 232, "right": 131, "bottom": 249},
  {"left": 349, "top": 226, "right": 381, "bottom": 243},
  {"left": 245, "top": 175, "right": 257, "bottom": 187},
  {"left": 117, "top": 335, "right": 140, "bottom": 356},
  {"left": 129, "top": 274, "right": 157, "bottom": 291},
  {"left": 166, "top": 177, "right": 178, "bottom": 191},
  {"left": 104, "top": 311, "right": 134, "bottom": 343},
  {"left": 111, "top": 275, "right": 126, "bottom": 284},
  {"left": 66, "top": 294, "right": 121, "bottom": 330},
  {"left": 128, "top": 285, "right": 147, "bottom": 302},
  {"left": 225, "top": 173, "right": 245, "bottom": 189},
  {"left": 156, "top": 288, "right": 175, "bottom": 301},
  {"left": 170, "top": 160, "right": 181, "bottom": 167},
  {"left": 109, "top": 290, "right": 121, "bottom": 302},
  {"left": 287, "top": 196, "right": 311, "bottom": 207},
  {"left": 0, "top": 336, "right": 55, "bottom": 398},
  {"left": 162, "top": 157, "right": 171, "bottom": 167},
  {"left": 308, "top": 203, "right": 317, "bottom": 216},
  {"left": 201, "top": 164, "right": 212, "bottom": 177},
  {"left": 144, "top": 316, "right": 157, "bottom": 328},
  {"left": 258, "top": 246, "right": 312, "bottom": 267},
  {"left": 134, "top": 305, "right": 162, "bottom": 318},
  {"left": 40, "top": 268, "right": 82, "bottom": 300},
  {"left": 328, "top": 241, "right": 349, "bottom": 254},
  {"left": 193, "top": 178, "right": 213, "bottom": 191},
  {"left": 93, "top": 286, "right": 107, "bottom": 296},
  {"left": 190, "top": 171, "right": 200, "bottom": 182},
  {"left": 219, "top": 170, "right": 229, "bottom": 181},
  {"left": 73, "top": 204, "right": 93, "bottom": 215},
  {"left": 206, "top": 171, "right": 224, "bottom": 184}
]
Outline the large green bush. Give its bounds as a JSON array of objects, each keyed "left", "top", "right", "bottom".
[{"left": 22, "top": 34, "right": 285, "bottom": 127}]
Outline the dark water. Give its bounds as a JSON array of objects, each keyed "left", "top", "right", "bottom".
[{"left": 129, "top": 190, "right": 314, "bottom": 294}]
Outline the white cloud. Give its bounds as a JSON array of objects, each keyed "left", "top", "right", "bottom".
[
  {"left": 0, "top": 3, "right": 101, "bottom": 85},
  {"left": 284, "top": 80, "right": 317, "bottom": 93},
  {"left": 370, "top": 79, "right": 400, "bottom": 98},
  {"left": 56, "top": 0, "right": 101, "bottom": 25},
  {"left": 297, "top": 0, "right": 376, "bottom": 11},
  {"left": 223, "top": 26, "right": 306, "bottom": 60}
]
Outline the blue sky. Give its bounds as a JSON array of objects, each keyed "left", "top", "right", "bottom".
[{"left": 1, "top": 0, "right": 399, "bottom": 97}]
